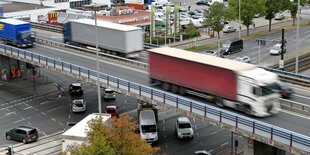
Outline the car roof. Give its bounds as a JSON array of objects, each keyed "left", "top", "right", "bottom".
[
  {"left": 73, "top": 99, "right": 84, "bottom": 102},
  {"left": 71, "top": 83, "right": 82, "bottom": 87},
  {"left": 17, "top": 126, "right": 35, "bottom": 131},
  {"left": 177, "top": 117, "right": 191, "bottom": 123},
  {"left": 104, "top": 88, "right": 114, "bottom": 91}
]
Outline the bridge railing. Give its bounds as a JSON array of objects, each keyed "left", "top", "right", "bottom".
[{"left": 0, "top": 44, "right": 309, "bottom": 154}]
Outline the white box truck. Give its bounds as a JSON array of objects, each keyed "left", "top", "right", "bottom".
[
  {"left": 63, "top": 19, "right": 143, "bottom": 58},
  {"left": 61, "top": 113, "right": 111, "bottom": 152}
]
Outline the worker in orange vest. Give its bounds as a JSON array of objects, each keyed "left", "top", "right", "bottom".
[
  {"left": 11, "top": 69, "right": 16, "bottom": 79},
  {"left": 16, "top": 67, "right": 21, "bottom": 78}
]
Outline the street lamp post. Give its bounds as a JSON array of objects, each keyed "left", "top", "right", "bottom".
[
  {"left": 84, "top": 4, "right": 108, "bottom": 114},
  {"left": 295, "top": 0, "right": 300, "bottom": 73},
  {"left": 239, "top": 0, "right": 241, "bottom": 39}
]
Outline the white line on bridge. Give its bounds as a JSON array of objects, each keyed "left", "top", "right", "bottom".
[
  {"left": 292, "top": 94, "right": 310, "bottom": 100},
  {"left": 220, "top": 142, "right": 229, "bottom": 147},
  {"left": 281, "top": 109, "right": 310, "bottom": 120}
]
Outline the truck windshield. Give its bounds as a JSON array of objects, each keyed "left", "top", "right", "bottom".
[
  {"left": 20, "top": 31, "right": 31, "bottom": 39},
  {"left": 260, "top": 84, "right": 277, "bottom": 96},
  {"left": 141, "top": 125, "right": 156, "bottom": 133}
]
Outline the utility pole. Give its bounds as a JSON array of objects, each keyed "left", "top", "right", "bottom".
[{"left": 280, "top": 28, "right": 285, "bottom": 70}]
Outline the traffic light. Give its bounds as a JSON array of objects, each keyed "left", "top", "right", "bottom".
[{"left": 5, "top": 146, "right": 13, "bottom": 155}]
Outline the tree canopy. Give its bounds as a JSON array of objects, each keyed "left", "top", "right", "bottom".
[
  {"left": 229, "top": 0, "right": 266, "bottom": 36},
  {"left": 65, "top": 114, "right": 159, "bottom": 155}
]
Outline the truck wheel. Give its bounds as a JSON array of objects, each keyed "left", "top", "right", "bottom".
[
  {"left": 162, "top": 82, "right": 170, "bottom": 91},
  {"left": 171, "top": 85, "right": 179, "bottom": 93},
  {"left": 215, "top": 97, "right": 224, "bottom": 107}
]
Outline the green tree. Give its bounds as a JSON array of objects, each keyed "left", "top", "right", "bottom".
[
  {"left": 229, "top": 0, "right": 266, "bottom": 36},
  {"left": 265, "top": 0, "right": 291, "bottom": 32},
  {"left": 185, "top": 21, "right": 200, "bottom": 47},
  {"left": 289, "top": 0, "right": 309, "bottom": 26},
  {"left": 204, "top": 2, "right": 231, "bottom": 39},
  {"left": 65, "top": 114, "right": 158, "bottom": 155}
]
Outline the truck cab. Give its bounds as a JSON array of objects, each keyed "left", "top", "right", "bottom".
[{"left": 18, "top": 30, "right": 36, "bottom": 47}]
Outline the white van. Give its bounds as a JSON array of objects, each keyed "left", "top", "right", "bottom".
[{"left": 139, "top": 110, "right": 158, "bottom": 144}]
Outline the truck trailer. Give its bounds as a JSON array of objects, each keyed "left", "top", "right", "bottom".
[
  {"left": 61, "top": 113, "right": 111, "bottom": 152},
  {"left": 148, "top": 47, "right": 280, "bottom": 117},
  {"left": 63, "top": 19, "right": 143, "bottom": 58},
  {"left": 0, "top": 18, "right": 35, "bottom": 48}
]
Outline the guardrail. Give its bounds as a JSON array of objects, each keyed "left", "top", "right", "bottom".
[
  {"left": 0, "top": 44, "right": 309, "bottom": 154},
  {"left": 261, "top": 67, "right": 310, "bottom": 87},
  {"left": 35, "top": 37, "right": 148, "bottom": 70},
  {"left": 280, "top": 98, "right": 310, "bottom": 116},
  {"left": 31, "top": 22, "right": 62, "bottom": 33}
]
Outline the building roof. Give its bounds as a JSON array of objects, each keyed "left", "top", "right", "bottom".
[
  {"left": 62, "top": 113, "right": 111, "bottom": 139},
  {"left": 0, "top": 18, "right": 28, "bottom": 25},
  {"left": 148, "top": 47, "right": 256, "bottom": 72},
  {"left": 71, "top": 18, "right": 142, "bottom": 31}
]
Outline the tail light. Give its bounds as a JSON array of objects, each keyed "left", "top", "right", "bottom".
[
  {"left": 280, "top": 90, "right": 287, "bottom": 94},
  {"left": 25, "top": 135, "right": 33, "bottom": 139}
]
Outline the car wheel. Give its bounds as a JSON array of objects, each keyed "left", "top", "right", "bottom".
[
  {"left": 6, "top": 134, "right": 11, "bottom": 140},
  {"left": 22, "top": 138, "right": 27, "bottom": 144}
]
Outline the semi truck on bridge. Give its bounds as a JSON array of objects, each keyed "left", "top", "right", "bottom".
[
  {"left": 0, "top": 18, "right": 35, "bottom": 48},
  {"left": 148, "top": 47, "right": 281, "bottom": 117},
  {"left": 63, "top": 19, "right": 143, "bottom": 58}
]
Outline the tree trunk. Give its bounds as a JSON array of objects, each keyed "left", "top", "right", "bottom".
[
  {"left": 246, "top": 26, "right": 249, "bottom": 36},
  {"left": 217, "top": 31, "right": 220, "bottom": 51},
  {"left": 269, "top": 19, "right": 272, "bottom": 32}
]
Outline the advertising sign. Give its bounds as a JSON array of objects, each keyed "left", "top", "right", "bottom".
[{"left": 48, "top": 11, "right": 58, "bottom": 25}]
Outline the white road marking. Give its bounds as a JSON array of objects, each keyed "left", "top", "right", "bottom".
[
  {"left": 281, "top": 109, "right": 310, "bottom": 119},
  {"left": 51, "top": 118, "right": 56, "bottom": 121},
  {"left": 6, "top": 112, "right": 15, "bottom": 115},
  {"left": 220, "top": 142, "right": 229, "bottom": 147},
  {"left": 13, "top": 118, "right": 25, "bottom": 124},
  {"left": 24, "top": 106, "right": 33, "bottom": 110},
  {"left": 40, "top": 101, "right": 49, "bottom": 105},
  {"left": 41, "top": 112, "right": 47, "bottom": 116},
  {"left": 58, "top": 122, "right": 64, "bottom": 126},
  {"left": 208, "top": 149, "right": 214, "bottom": 153},
  {"left": 46, "top": 106, "right": 64, "bottom": 113}
]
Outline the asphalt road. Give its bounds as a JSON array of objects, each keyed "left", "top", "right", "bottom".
[{"left": 0, "top": 68, "right": 245, "bottom": 155}]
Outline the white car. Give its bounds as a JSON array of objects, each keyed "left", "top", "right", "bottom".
[
  {"left": 270, "top": 43, "right": 286, "bottom": 55},
  {"left": 103, "top": 88, "right": 116, "bottom": 100},
  {"left": 72, "top": 99, "right": 86, "bottom": 113},
  {"left": 275, "top": 13, "right": 285, "bottom": 20},
  {"left": 175, "top": 117, "right": 194, "bottom": 139},
  {"left": 223, "top": 25, "right": 236, "bottom": 33}
]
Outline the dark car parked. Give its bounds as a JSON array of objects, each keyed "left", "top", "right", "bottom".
[
  {"left": 220, "top": 39, "right": 243, "bottom": 55},
  {"left": 6, "top": 126, "right": 39, "bottom": 144},
  {"left": 68, "top": 83, "right": 83, "bottom": 96},
  {"left": 196, "top": 0, "right": 209, "bottom": 5}
]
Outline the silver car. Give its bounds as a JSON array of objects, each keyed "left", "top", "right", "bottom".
[
  {"left": 72, "top": 99, "right": 86, "bottom": 112},
  {"left": 234, "top": 55, "right": 251, "bottom": 63},
  {"left": 103, "top": 88, "right": 116, "bottom": 100},
  {"left": 223, "top": 25, "right": 236, "bottom": 33},
  {"left": 175, "top": 117, "right": 194, "bottom": 139}
]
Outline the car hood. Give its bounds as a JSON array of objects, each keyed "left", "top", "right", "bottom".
[
  {"left": 177, "top": 128, "right": 193, "bottom": 134},
  {"left": 270, "top": 49, "right": 280, "bottom": 54},
  {"left": 140, "top": 132, "right": 158, "bottom": 139}
]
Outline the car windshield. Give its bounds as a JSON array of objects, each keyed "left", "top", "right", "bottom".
[
  {"left": 72, "top": 86, "right": 81, "bottom": 90},
  {"left": 272, "top": 45, "right": 281, "bottom": 50},
  {"left": 141, "top": 125, "right": 157, "bottom": 133},
  {"left": 20, "top": 31, "right": 31, "bottom": 39},
  {"left": 222, "top": 43, "right": 230, "bottom": 48},
  {"left": 179, "top": 123, "right": 191, "bottom": 128},
  {"left": 74, "top": 101, "right": 84, "bottom": 107},
  {"left": 105, "top": 90, "right": 114, "bottom": 94},
  {"left": 106, "top": 108, "right": 116, "bottom": 113}
]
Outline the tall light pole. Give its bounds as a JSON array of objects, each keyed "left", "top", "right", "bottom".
[
  {"left": 84, "top": 4, "right": 108, "bottom": 114},
  {"left": 295, "top": 0, "right": 300, "bottom": 73},
  {"left": 239, "top": 0, "right": 241, "bottom": 38}
]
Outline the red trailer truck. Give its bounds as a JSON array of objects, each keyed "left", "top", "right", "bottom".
[{"left": 148, "top": 47, "right": 280, "bottom": 117}]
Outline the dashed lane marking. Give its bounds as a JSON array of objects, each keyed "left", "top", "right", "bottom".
[
  {"left": 13, "top": 118, "right": 25, "bottom": 124},
  {"left": 6, "top": 112, "right": 15, "bottom": 115},
  {"left": 220, "top": 142, "right": 229, "bottom": 147},
  {"left": 23, "top": 106, "right": 33, "bottom": 110},
  {"left": 40, "top": 101, "right": 49, "bottom": 105}
]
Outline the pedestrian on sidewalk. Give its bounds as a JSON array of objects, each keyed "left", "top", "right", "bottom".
[{"left": 253, "top": 23, "right": 255, "bottom": 30}]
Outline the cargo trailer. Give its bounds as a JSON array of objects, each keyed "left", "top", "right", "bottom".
[
  {"left": 63, "top": 19, "right": 143, "bottom": 58},
  {"left": 0, "top": 18, "right": 35, "bottom": 47},
  {"left": 148, "top": 47, "right": 280, "bottom": 117}
]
